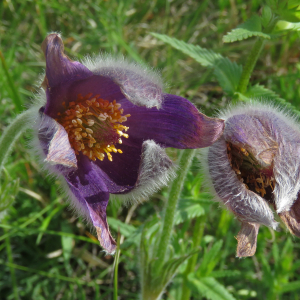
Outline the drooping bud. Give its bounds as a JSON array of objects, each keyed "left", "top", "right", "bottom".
[{"left": 201, "top": 103, "right": 300, "bottom": 257}]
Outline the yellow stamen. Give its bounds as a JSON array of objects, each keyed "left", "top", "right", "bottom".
[{"left": 56, "top": 93, "right": 130, "bottom": 162}]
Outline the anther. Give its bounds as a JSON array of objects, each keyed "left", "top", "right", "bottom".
[
  {"left": 87, "top": 119, "right": 95, "bottom": 126},
  {"left": 86, "top": 128, "right": 93, "bottom": 134}
]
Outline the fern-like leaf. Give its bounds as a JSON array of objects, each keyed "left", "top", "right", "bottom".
[
  {"left": 175, "top": 199, "right": 205, "bottom": 225},
  {"left": 223, "top": 15, "right": 271, "bottom": 43},
  {"left": 151, "top": 32, "right": 242, "bottom": 94},
  {"left": 188, "top": 275, "right": 236, "bottom": 300},
  {"left": 241, "top": 84, "right": 300, "bottom": 117},
  {"left": 198, "top": 240, "right": 223, "bottom": 277}
]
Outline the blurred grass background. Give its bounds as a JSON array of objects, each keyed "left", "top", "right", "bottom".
[{"left": 1, "top": 0, "right": 300, "bottom": 299}]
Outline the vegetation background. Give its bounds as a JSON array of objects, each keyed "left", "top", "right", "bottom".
[{"left": 1, "top": 0, "right": 300, "bottom": 299}]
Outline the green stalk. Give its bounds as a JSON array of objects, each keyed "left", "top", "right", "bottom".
[
  {"left": 236, "top": 17, "right": 278, "bottom": 97},
  {"left": 0, "top": 108, "right": 35, "bottom": 176},
  {"left": 155, "top": 149, "right": 196, "bottom": 269},
  {"left": 180, "top": 215, "right": 206, "bottom": 300},
  {"left": 0, "top": 51, "right": 23, "bottom": 112},
  {"left": 113, "top": 231, "right": 121, "bottom": 300}
]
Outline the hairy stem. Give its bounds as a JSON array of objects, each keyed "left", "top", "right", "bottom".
[
  {"left": 155, "top": 149, "right": 196, "bottom": 269},
  {"left": 180, "top": 215, "right": 206, "bottom": 300},
  {"left": 236, "top": 17, "right": 278, "bottom": 97}
]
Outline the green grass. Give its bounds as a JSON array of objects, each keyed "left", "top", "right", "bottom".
[{"left": 1, "top": 0, "right": 300, "bottom": 299}]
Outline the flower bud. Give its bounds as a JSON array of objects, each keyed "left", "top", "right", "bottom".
[{"left": 201, "top": 103, "right": 300, "bottom": 257}]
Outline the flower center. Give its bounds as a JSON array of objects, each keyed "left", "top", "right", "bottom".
[
  {"left": 56, "top": 93, "right": 130, "bottom": 162},
  {"left": 227, "top": 142, "right": 275, "bottom": 202}
]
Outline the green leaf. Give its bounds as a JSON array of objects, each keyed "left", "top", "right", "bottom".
[
  {"left": 188, "top": 275, "right": 236, "bottom": 300},
  {"left": 174, "top": 199, "right": 205, "bottom": 225},
  {"left": 107, "top": 217, "right": 136, "bottom": 237},
  {"left": 36, "top": 206, "right": 64, "bottom": 245},
  {"left": 276, "top": 20, "right": 300, "bottom": 32},
  {"left": 0, "top": 172, "right": 19, "bottom": 213},
  {"left": 140, "top": 221, "right": 200, "bottom": 300},
  {"left": 267, "top": 0, "right": 300, "bottom": 22},
  {"left": 210, "top": 270, "right": 241, "bottom": 278},
  {"left": 198, "top": 240, "right": 223, "bottom": 276},
  {"left": 241, "top": 84, "right": 300, "bottom": 117},
  {"left": 262, "top": 6, "right": 273, "bottom": 28},
  {"left": 223, "top": 15, "right": 272, "bottom": 43},
  {"left": 120, "top": 225, "right": 143, "bottom": 249},
  {"left": 61, "top": 222, "right": 74, "bottom": 262},
  {"left": 279, "top": 281, "right": 300, "bottom": 293},
  {"left": 151, "top": 32, "right": 242, "bottom": 94}
]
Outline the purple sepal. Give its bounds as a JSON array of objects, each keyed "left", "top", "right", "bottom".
[
  {"left": 120, "top": 94, "right": 225, "bottom": 149},
  {"left": 66, "top": 154, "right": 116, "bottom": 253},
  {"left": 41, "top": 34, "right": 93, "bottom": 88}
]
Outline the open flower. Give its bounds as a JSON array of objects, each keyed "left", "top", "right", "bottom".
[
  {"left": 31, "top": 34, "right": 224, "bottom": 253},
  {"left": 201, "top": 102, "right": 300, "bottom": 257}
]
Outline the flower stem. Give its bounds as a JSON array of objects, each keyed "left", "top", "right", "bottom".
[
  {"left": 180, "top": 214, "right": 206, "bottom": 300},
  {"left": 155, "top": 149, "right": 196, "bottom": 268},
  {"left": 236, "top": 17, "right": 278, "bottom": 97},
  {"left": 113, "top": 231, "right": 121, "bottom": 300},
  {"left": 0, "top": 108, "right": 34, "bottom": 177}
]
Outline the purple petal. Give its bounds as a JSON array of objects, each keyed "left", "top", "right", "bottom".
[
  {"left": 41, "top": 34, "right": 93, "bottom": 88},
  {"left": 236, "top": 222, "right": 260, "bottom": 257},
  {"left": 112, "top": 140, "right": 175, "bottom": 201},
  {"left": 44, "top": 74, "right": 127, "bottom": 118},
  {"left": 94, "top": 139, "right": 143, "bottom": 194},
  {"left": 94, "top": 139, "right": 175, "bottom": 199},
  {"left": 66, "top": 154, "right": 116, "bottom": 253},
  {"left": 119, "top": 94, "right": 224, "bottom": 149},
  {"left": 208, "top": 137, "right": 278, "bottom": 229}
]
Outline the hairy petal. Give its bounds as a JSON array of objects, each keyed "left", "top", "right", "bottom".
[
  {"left": 273, "top": 142, "right": 300, "bottom": 213},
  {"left": 115, "top": 140, "right": 176, "bottom": 202},
  {"left": 224, "top": 106, "right": 300, "bottom": 214},
  {"left": 120, "top": 94, "right": 225, "bottom": 149},
  {"left": 83, "top": 55, "right": 163, "bottom": 108},
  {"left": 279, "top": 195, "right": 300, "bottom": 238},
  {"left": 208, "top": 137, "right": 278, "bottom": 229},
  {"left": 224, "top": 114, "right": 278, "bottom": 166}
]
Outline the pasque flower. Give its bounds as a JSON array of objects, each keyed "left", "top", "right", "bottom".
[
  {"left": 31, "top": 33, "right": 224, "bottom": 253},
  {"left": 201, "top": 103, "right": 300, "bottom": 257}
]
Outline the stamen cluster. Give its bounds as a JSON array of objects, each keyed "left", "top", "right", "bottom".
[
  {"left": 227, "top": 142, "right": 275, "bottom": 201},
  {"left": 56, "top": 93, "right": 130, "bottom": 162}
]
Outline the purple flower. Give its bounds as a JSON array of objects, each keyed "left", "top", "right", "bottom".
[
  {"left": 32, "top": 34, "right": 225, "bottom": 253},
  {"left": 201, "top": 103, "right": 300, "bottom": 257}
]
